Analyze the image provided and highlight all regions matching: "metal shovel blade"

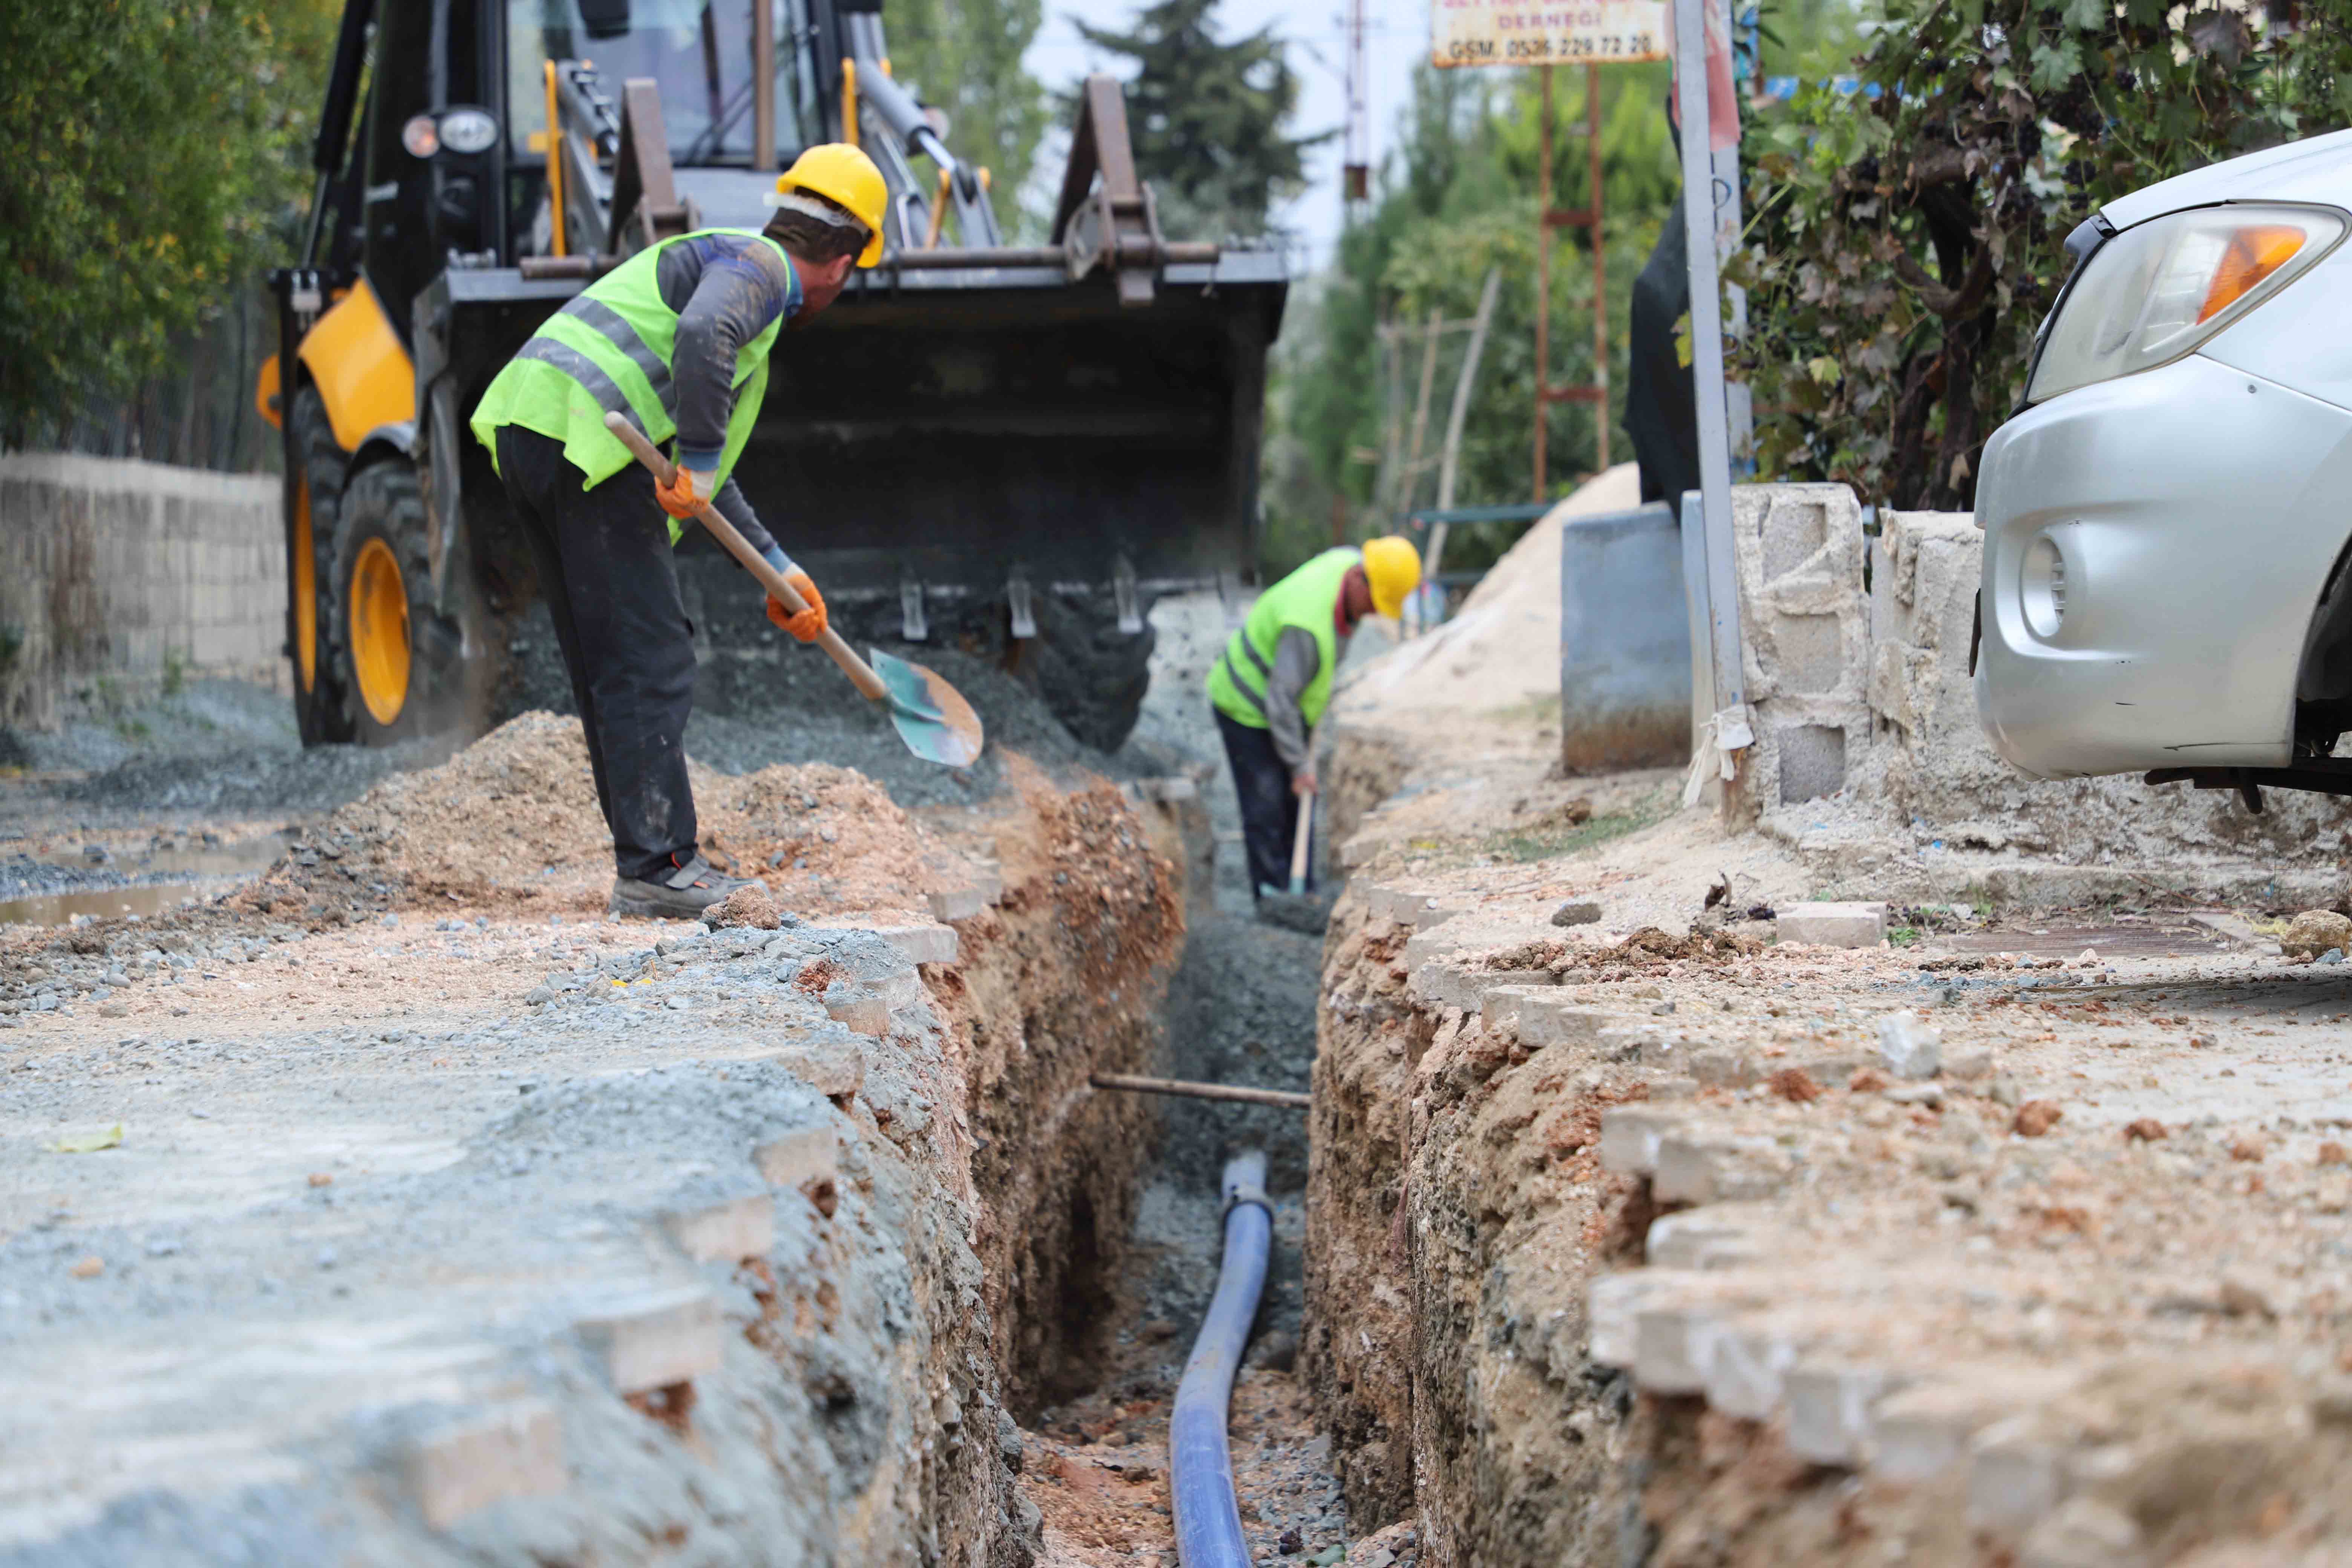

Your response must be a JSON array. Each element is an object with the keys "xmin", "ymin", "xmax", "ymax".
[{"xmin": 870, "ymin": 646, "xmax": 985, "ymax": 768}]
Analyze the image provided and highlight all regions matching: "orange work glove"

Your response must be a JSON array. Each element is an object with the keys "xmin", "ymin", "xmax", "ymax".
[
  {"xmin": 767, "ymin": 569, "xmax": 827, "ymax": 643},
  {"xmin": 655, "ymin": 463, "xmax": 714, "ymax": 521}
]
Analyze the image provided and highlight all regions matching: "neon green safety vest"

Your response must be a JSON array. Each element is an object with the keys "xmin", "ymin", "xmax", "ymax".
[
  {"xmin": 1207, "ymin": 546, "xmax": 1357, "ymax": 731},
  {"xmin": 470, "ymin": 228, "xmax": 793, "ymax": 541}
]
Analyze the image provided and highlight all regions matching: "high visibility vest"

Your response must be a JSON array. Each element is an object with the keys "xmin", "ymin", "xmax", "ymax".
[
  {"xmin": 470, "ymin": 229, "xmax": 793, "ymax": 538},
  {"xmin": 1206, "ymin": 547, "xmax": 1356, "ymax": 731}
]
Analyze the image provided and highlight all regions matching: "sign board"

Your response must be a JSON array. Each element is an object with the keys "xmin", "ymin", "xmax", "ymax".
[{"xmin": 1432, "ymin": 0, "xmax": 1670, "ymax": 68}]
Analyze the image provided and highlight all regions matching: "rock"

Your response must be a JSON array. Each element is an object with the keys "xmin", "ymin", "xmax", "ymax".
[
  {"xmin": 2019, "ymin": 1497, "xmax": 2145, "ymax": 1568},
  {"xmin": 1550, "ymin": 900, "xmax": 1602, "ymax": 927},
  {"xmin": 68, "ymin": 1255, "xmax": 103, "ymax": 1279},
  {"xmin": 2122, "ymin": 1118, "xmax": 2167, "ymax": 1143},
  {"xmin": 1876, "ymin": 1011, "xmax": 1942, "ymax": 1079},
  {"xmin": 1988, "ymin": 1075, "xmax": 2021, "ymax": 1107},
  {"xmin": 2013, "ymin": 1100, "xmax": 2063, "ymax": 1137},
  {"xmin": 1246, "ymin": 1329, "xmax": 1298, "ymax": 1372},
  {"xmin": 2228, "ymin": 1132, "xmax": 2266, "ymax": 1162},
  {"xmin": 525, "ymin": 985, "xmax": 555, "ymax": 1006},
  {"xmin": 1944, "ymin": 1045, "xmax": 1995, "ymax": 1081},
  {"xmin": 2217, "ymin": 1272, "xmax": 2275, "ymax": 1319},
  {"xmin": 2280, "ymin": 908, "xmax": 2352, "ymax": 961},
  {"xmin": 1776, "ymin": 901, "xmax": 1888, "ymax": 948},
  {"xmin": 703, "ymin": 885, "xmax": 782, "ymax": 931},
  {"xmin": 2319, "ymin": 1141, "xmax": 2347, "ymax": 1167}
]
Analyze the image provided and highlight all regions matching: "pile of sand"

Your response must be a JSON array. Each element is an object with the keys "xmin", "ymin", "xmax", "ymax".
[
  {"xmin": 241, "ymin": 712, "xmax": 941, "ymax": 920},
  {"xmin": 1331, "ymin": 463, "xmax": 1642, "ymax": 730}
]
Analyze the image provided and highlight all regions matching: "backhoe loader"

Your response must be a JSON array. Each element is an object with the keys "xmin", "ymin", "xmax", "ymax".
[{"xmin": 259, "ymin": 0, "xmax": 1286, "ymax": 752}]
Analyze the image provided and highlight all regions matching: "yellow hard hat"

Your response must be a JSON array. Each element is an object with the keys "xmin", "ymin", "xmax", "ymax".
[
  {"xmin": 1360, "ymin": 535, "xmax": 1422, "ymax": 620},
  {"xmin": 775, "ymin": 143, "xmax": 887, "ymax": 267}
]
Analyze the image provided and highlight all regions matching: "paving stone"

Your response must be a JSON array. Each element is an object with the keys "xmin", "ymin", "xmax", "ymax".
[
  {"xmin": 1587, "ymin": 1271, "xmax": 1708, "ymax": 1368},
  {"xmin": 867, "ymin": 922, "xmax": 959, "ymax": 966},
  {"xmin": 824, "ymin": 985, "xmax": 892, "ymax": 1038},
  {"xmin": 926, "ymin": 886, "xmax": 990, "ymax": 923},
  {"xmin": 752, "ymin": 1034, "xmax": 866, "ymax": 1100},
  {"xmin": 1968, "ymin": 1415, "xmax": 2073, "ymax": 1535},
  {"xmin": 1776, "ymin": 901, "xmax": 1888, "ymax": 948},
  {"xmin": 1873, "ymin": 1377, "xmax": 2060, "ymax": 1483},
  {"xmin": 753, "ymin": 1126, "xmax": 838, "ymax": 1192},
  {"xmin": 1647, "ymin": 1209, "xmax": 1769, "ymax": 1270},
  {"xmin": 1653, "ymin": 1132, "xmax": 1791, "ymax": 1204},
  {"xmin": 576, "ymin": 1287, "xmax": 725, "ymax": 1395},
  {"xmin": 402, "ymin": 1398, "xmax": 567, "ymax": 1528},
  {"xmin": 663, "ymin": 1192, "xmax": 775, "ymax": 1264},
  {"xmin": 1599, "ymin": 1107, "xmax": 1683, "ymax": 1174},
  {"xmin": 1705, "ymin": 1323, "xmax": 1801, "ymax": 1421},
  {"xmin": 1785, "ymin": 1361, "xmax": 1900, "ymax": 1466},
  {"xmin": 1633, "ymin": 1303, "xmax": 1720, "ymax": 1394}
]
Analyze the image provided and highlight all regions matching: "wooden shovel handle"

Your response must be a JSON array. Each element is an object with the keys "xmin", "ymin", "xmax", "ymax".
[
  {"xmin": 1288, "ymin": 725, "xmax": 1316, "ymax": 891},
  {"xmin": 602, "ymin": 413, "xmax": 887, "ymax": 702}
]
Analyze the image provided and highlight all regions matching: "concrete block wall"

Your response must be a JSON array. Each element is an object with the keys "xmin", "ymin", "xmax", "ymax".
[
  {"xmin": 1557, "ymin": 502, "xmax": 1692, "ymax": 772},
  {"xmin": 1730, "ymin": 483, "xmax": 1873, "ymax": 806},
  {"xmin": 0, "ymin": 452, "xmax": 286, "ymax": 731}
]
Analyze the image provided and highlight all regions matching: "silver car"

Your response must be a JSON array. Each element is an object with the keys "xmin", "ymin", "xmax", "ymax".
[{"xmin": 1975, "ymin": 128, "xmax": 2352, "ymax": 805}]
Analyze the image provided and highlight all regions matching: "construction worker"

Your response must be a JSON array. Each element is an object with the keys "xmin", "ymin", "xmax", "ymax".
[
  {"xmin": 1206, "ymin": 538, "xmax": 1421, "ymax": 904},
  {"xmin": 470, "ymin": 145, "xmax": 887, "ymax": 920}
]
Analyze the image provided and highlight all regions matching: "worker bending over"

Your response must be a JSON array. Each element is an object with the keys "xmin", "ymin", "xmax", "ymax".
[
  {"xmin": 1206, "ymin": 539, "xmax": 1421, "ymax": 905},
  {"xmin": 470, "ymin": 145, "xmax": 885, "ymax": 920}
]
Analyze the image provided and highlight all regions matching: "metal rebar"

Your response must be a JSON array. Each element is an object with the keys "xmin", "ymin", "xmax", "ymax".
[{"xmin": 1088, "ymin": 1073, "xmax": 1310, "ymax": 1110}]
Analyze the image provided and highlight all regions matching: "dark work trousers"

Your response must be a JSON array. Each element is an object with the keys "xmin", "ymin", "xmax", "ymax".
[
  {"xmin": 496, "ymin": 425, "xmax": 699, "ymax": 882},
  {"xmin": 1215, "ymin": 709, "xmax": 1309, "ymax": 897}
]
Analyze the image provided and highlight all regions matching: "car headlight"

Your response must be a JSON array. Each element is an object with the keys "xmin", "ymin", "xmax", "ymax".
[
  {"xmin": 438, "ymin": 107, "xmax": 499, "ymax": 156},
  {"xmin": 2028, "ymin": 203, "xmax": 2346, "ymax": 403}
]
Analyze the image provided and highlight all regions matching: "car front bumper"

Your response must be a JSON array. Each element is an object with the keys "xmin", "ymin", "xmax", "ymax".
[{"xmin": 1974, "ymin": 352, "xmax": 2352, "ymax": 779}]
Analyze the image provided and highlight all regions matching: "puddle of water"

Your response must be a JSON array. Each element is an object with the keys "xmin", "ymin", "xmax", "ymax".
[
  {"xmin": 0, "ymin": 884, "xmax": 214, "ymax": 926},
  {"xmin": 1931, "ymin": 925, "xmax": 2229, "ymax": 959},
  {"xmin": 6, "ymin": 832, "xmax": 289, "ymax": 879}
]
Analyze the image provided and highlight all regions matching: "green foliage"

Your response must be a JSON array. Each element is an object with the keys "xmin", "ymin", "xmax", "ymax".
[
  {"xmin": 1263, "ymin": 63, "xmax": 1677, "ymax": 580},
  {"xmin": 0, "ymin": 0, "xmax": 338, "ymax": 445},
  {"xmin": 1736, "ymin": 0, "xmax": 2352, "ymax": 509},
  {"xmin": 886, "ymin": 0, "xmax": 1052, "ymax": 239},
  {"xmin": 1073, "ymin": 0, "xmax": 1329, "ymax": 236}
]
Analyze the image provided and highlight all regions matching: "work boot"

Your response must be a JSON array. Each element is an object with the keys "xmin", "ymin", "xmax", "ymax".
[{"xmin": 608, "ymin": 852, "xmax": 765, "ymax": 921}]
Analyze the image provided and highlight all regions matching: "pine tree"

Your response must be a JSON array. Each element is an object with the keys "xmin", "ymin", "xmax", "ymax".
[{"xmin": 1072, "ymin": 0, "xmax": 1328, "ymax": 238}]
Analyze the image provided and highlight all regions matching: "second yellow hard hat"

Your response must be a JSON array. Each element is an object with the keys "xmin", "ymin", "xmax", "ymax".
[
  {"xmin": 1360, "ymin": 535, "xmax": 1422, "ymax": 620},
  {"xmin": 776, "ymin": 143, "xmax": 887, "ymax": 267}
]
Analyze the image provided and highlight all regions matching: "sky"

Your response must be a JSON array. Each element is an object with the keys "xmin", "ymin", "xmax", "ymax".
[{"xmin": 1019, "ymin": 0, "xmax": 1432, "ymax": 270}]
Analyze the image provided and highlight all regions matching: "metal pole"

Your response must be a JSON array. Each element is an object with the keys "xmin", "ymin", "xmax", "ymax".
[
  {"xmin": 752, "ymin": 0, "xmax": 776, "ymax": 172},
  {"xmin": 1673, "ymin": 0, "xmax": 1742, "ymax": 715},
  {"xmin": 1091, "ymin": 1073, "xmax": 1312, "ymax": 1111},
  {"xmin": 1588, "ymin": 61, "xmax": 1609, "ymax": 471},
  {"xmin": 1534, "ymin": 63, "xmax": 1553, "ymax": 501},
  {"xmin": 1429, "ymin": 266, "xmax": 1503, "ymax": 598}
]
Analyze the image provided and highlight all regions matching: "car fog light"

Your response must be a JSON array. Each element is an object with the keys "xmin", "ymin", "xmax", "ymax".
[{"xmin": 2022, "ymin": 534, "xmax": 2068, "ymax": 640}]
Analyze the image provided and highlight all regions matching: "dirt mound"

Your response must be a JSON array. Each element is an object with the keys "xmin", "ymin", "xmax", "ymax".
[
  {"xmin": 237, "ymin": 711, "xmax": 940, "ymax": 922},
  {"xmin": 1329, "ymin": 463, "xmax": 1640, "ymax": 730}
]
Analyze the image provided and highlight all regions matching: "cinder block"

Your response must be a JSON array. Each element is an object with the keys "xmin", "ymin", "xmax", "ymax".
[
  {"xmin": 1410, "ymin": 962, "xmax": 1493, "ymax": 1015},
  {"xmin": 403, "ymin": 1399, "xmax": 567, "ymax": 1529},
  {"xmin": 1600, "ymin": 1107, "xmax": 1682, "ymax": 1174},
  {"xmin": 1775, "ymin": 901, "xmax": 1887, "ymax": 948},
  {"xmin": 1686, "ymin": 1046, "xmax": 1759, "ymax": 1087},
  {"xmin": 754, "ymin": 1126, "xmax": 837, "ymax": 1191},
  {"xmin": 576, "ymin": 1288, "xmax": 724, "ymax": 1395},
  {"xmin": 753, "ymin": 1034, "xmax": 865, "ymax": 1099},
  {"xmin": 1873, "ymin": 1382, "xmax": 2024, "ymax": 1482},
  {"xmin": 868, "ymin": 922, "xmax": 959, "ymax": 966},
  {"xmin": 663, "ymin": 1192, "xmax": 775, "ymax": 1263},
  {"xmin": 1512, "ymin": 997, "xmax": 1627, "ymax": 1049},
  {"xmin": 1785, "ymin": 1362, "xmax": 1898, "ymax": 1466}
]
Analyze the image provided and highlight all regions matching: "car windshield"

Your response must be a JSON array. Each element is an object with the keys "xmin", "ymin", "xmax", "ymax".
[{"xmin": 508, "ymin": 0, "xmax": 804, "ymax": 166}]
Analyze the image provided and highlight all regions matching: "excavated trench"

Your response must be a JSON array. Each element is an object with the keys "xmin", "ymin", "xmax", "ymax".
[{"xmin": 0, "ymin": 591, "xmax": 1356, "ymax": 1565}]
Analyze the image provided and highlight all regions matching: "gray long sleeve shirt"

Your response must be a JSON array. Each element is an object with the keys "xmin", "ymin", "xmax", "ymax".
[
  {"xmin": 653, "ymin": 232, "xmax": 801, "ymax": 568},
  {"xmin": 1263, "ymin": 626, "xmax": 1346, "ymax": 772}
]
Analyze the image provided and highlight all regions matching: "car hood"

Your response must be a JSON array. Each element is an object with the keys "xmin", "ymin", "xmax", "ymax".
[{"xmin": 2102, "ymin": 126, "xmax": 2352, "ymax": 231}]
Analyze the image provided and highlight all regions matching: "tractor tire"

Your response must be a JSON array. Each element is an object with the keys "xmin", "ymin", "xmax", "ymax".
[
  {"xmin": 330, "ymin": 459, "xmax": 466, "ymax": 746},
  {"xmin": 287, "ymin": 388, "xmax": 355, "ymax": 746},
  {"xmin": 1026, "ymin": 587, "xmax": 1155, "ymax": 753}
]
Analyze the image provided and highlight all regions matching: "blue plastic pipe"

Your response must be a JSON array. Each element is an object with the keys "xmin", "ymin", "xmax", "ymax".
[{"xmin": 1170, "ymin": 1150, "xmax": 1272, "ymax": 1568}]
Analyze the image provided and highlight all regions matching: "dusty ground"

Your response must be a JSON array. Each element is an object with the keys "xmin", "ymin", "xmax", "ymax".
[
  {"xmin": 1304, "ymin": 739, "xmax": 2352, "ymax": 1565},
  {"xmin": 0, "ymin": 586, "xmax": 1360, "ymax": 1562}
]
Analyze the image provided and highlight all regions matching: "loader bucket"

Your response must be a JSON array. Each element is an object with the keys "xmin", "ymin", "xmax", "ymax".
[{"xmin": 721, "ymin": 260, "xmax": 1287, "ymax": 606}]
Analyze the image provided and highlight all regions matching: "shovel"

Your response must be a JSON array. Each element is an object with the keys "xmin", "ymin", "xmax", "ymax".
[
  {"xmin": 603, "ymin": 412, "xmax": 983, "ymax": 768},
  {"xmin": 1255, "ymin": 730, "xmax": 1334, "ymax": 934}
]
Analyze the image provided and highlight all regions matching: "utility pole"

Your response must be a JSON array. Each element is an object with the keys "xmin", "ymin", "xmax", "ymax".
[{"xmin": 1343, "ymin": 0, "xmax": 1370, "ymax": 208}]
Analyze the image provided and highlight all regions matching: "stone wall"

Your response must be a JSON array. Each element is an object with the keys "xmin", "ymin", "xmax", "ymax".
[
  {"xmin": 0, "ymin": 452, "xmax": 286, "ymax": 731},
  {"xmin": 1727, "ymin": 484, "xmax": 1874, "ymax": 810}
]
